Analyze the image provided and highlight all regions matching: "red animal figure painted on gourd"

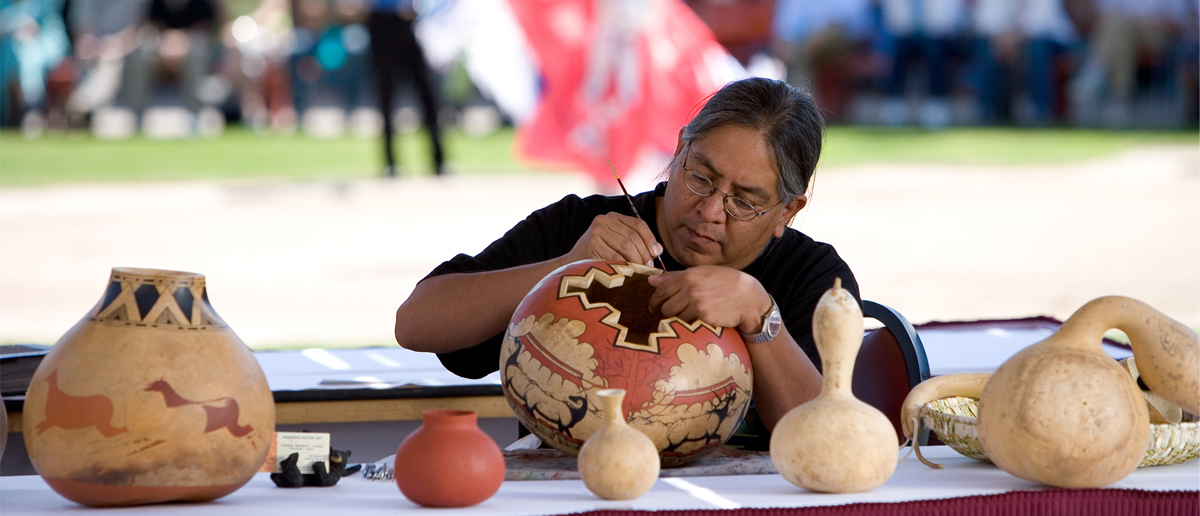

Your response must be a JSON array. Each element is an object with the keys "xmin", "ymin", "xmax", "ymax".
[
  {"xmin": 144, "ymin": 380, "xmax": 254, "ymax": 437},
  {"xmin": 35, "ymin": 370, "xmax": 128, "ymax": 438}
]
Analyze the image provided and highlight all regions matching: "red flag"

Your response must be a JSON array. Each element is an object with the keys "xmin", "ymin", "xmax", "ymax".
[{"xmin": 506, "ymin": 0, "xmax": 742, "ymax": 191}]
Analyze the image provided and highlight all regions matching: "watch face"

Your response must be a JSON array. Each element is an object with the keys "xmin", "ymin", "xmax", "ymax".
[{"xmin": 767, "ymin": 310, "xmax": 782, "ymax": 337}]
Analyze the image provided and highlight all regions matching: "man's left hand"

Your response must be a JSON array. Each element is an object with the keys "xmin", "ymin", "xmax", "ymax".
[{"xmin": 646, "ymin": 265, "xmax": 771, "ymax": 335}]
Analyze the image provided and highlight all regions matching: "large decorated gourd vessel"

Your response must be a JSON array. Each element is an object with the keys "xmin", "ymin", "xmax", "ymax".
[
  {"xmin": 23, "ymin": 267, "xmax": 275, "ymax": 507},
  {"xmin": 501, "ymin": 260, "xmax": 753, "ymax": 466}
]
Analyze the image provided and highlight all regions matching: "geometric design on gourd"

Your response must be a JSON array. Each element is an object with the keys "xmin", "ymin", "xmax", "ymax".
[
  {"xmin": 557, "ymin": 262, "xmax": 727, "ymax": 354},
  {"xmin": 501, "ymin": 261, "xmax": 753, "ymax": 466},
  {"xmin": 89, "ymin": 273, "xmax": 227, "ymax": 330}
]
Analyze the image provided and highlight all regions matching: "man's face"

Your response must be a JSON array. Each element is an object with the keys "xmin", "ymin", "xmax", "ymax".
[{"xmin": 656, "ymin": 124, "xmax": 807, "ymax": 270}]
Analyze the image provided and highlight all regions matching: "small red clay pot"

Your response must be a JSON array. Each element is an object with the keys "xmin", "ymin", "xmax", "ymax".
[{"xmin": 394, "ymin": 410, "xmax": 505, "ymax": 507}]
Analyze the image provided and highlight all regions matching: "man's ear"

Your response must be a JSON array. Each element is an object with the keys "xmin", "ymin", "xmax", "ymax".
[
  {"xmin": 674, "ymin": 127, "xmax": 685, "ymax": 156},
  {"xmin": 774, "ymin": 194, "xmax": 808, "ymax": 237}
]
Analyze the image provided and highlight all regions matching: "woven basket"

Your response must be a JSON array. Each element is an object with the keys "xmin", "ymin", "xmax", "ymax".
[{"xmin": 921, "ymin": 396, "xmax": 1200, "ymax": 468}]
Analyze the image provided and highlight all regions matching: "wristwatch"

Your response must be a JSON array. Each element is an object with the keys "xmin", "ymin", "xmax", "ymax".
[{"xmin": 740, "ymin": 295, "xmax": 782, "ymax": 344}]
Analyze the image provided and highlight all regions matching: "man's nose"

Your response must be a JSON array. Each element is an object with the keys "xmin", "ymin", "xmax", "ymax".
[{"xmin": 697, "ymin": 192, "xmax": 727, "ymax": 221}]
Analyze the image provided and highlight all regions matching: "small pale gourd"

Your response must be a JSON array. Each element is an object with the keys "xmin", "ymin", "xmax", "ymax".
[
  {"xmin": 577, "ymin": 389, "xmax": 660, "ymax": 500},
  {"xmin": 977, "ymin": 295, "xmax": 1198, "ymax": 488},
  {"xmin": 770, "ymin": 278, "xmax": 898, "ymax": 493}
]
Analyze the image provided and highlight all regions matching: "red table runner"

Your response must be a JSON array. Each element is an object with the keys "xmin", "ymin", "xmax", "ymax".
[{"xmin": 564, "ymin": 488, "xmax": 1198, "ymax": 516}]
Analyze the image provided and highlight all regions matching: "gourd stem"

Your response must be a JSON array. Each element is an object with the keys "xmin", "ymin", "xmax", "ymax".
[{"xmin": 911, "ymin": 417, "xmax": 943, "ymax": 469}]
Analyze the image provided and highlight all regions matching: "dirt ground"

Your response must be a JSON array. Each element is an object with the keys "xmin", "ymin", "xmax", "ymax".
[{"xmin": 1, "ymin": 144, "xmax": 1196, "ymax": 348}]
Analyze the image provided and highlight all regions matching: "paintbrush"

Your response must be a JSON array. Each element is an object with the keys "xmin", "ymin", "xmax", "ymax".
[{"xmin": 609, "ymin": 161, "xmax": 667, "ymax": 271}]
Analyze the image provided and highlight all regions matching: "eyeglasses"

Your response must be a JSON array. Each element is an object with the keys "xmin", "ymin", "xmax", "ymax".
[{"xmin": 679, "ymin": 145, "xmax": 782, "ymax": 221}]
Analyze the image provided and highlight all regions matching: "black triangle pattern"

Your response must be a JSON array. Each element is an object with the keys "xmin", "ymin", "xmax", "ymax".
[
  {"xmin": 134, "ymin": 284, "xmax": 160, "ymax": 320},
  {"xmin": 174, "ymin": 287, "xmax": 195, "ymax": 325},
  {"xmin": 100, "ymin": 280, "xmax": 122, "ymax": 313},
  {"xmin": 200, "ymin": 289, "xmax": 224, "ymax": 326}
]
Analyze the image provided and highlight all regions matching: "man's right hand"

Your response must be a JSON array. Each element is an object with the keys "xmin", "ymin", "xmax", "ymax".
[{"xmin": 562, "ymin": 213, "xmax": 663, "ymax": 267}]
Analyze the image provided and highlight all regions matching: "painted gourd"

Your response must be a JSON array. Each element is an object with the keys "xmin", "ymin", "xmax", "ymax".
[
  {"xmin": 500, "ymin": 260, "xmax": 753, "ymax": 467},
  {"xmin": 770, "ymin": 278, "xmax": 898, "ymax": 493},
  {"xmin": 577, "ymin": 389, "xmax": 660, "ymax": 500},
  {"xmin": 22, "ymin": 267, "xmax": 274, "ymax": 507},
  {"xmin": 977, "ymin": 295, "xmax": 1198, "ymax": 488}
]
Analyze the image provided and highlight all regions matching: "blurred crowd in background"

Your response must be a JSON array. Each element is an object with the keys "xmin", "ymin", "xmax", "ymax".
[{"xmin": 2, "ymin": 0, "xmax": 1197, "ymax": 144}]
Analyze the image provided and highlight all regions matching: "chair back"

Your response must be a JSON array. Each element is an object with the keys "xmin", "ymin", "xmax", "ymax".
[{"xmin": 853, "ymin": 300, "xmax": 931, "ymax": 445}]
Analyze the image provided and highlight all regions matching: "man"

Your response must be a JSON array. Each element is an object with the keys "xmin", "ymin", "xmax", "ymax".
[{"xmin": 395, "ymin": 77, "xmax": 858, "ymax": 442}]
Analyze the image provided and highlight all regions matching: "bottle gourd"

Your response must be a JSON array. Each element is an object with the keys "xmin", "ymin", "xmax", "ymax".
[
  {"xmin": 770, "ymin": 278, "xmax": 898, "ymax": 493},
  {"xmin": 577, "ymin": 389, "xmax": 660, "ymax": 500}
]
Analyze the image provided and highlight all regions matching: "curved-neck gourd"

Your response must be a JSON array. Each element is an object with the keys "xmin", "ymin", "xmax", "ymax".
[{"xmin": 903, "ymin": 295, "xmax": 1197, "ymax": 488}]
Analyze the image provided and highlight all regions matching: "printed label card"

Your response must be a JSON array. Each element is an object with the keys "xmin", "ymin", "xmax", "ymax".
[{"xmin": 260, "ymin": 432, "xmax": 332, "ymax": 474}]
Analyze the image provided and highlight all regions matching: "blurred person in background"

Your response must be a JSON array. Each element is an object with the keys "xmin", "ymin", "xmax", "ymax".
[
  {"xmin": 367, "ymin": 0, "xmax": 444, "ymax": 176},
  {"xmin": 65, "ymin": 0, "xmax": 149, "ymax": 126},
  {"xmin": 287, "ymin": 0, "xmax": 370, "ymax": 136},
  {"xmin": 1069, "ymin": 0, "xmax": 1194, "ymax": 127},
  {"xmin": 1175, "ymin": 0, "xmax": 1198, "ymax": 125},
  {"xmin": 770, "ymin": 0, "xmax": 874, "ymax": 122},
  {"xmin": 220, "ymin": 0, "xmax": 294, "ymax": 131},
  {"xmin": 0, "ymin": 0, "xmax": 69, "ymax": 130},
  {"xmin": 124, "ymin": 0, "xmax": 222, "ymax": 130},
  {"xmin": 971, "ymin": 0, "xmax": 1079, "ymax": 126},
  {"xmin": 877, "ymin": 0, "xmax": 967, "ymax": 129}
]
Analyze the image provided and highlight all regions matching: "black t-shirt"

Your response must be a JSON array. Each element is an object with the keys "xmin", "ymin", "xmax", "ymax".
[{"xmin": 425, "ymin": 182, "xmax": 860, "ymax": 379}]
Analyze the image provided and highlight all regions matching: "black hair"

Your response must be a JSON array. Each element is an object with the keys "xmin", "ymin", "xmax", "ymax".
[{"xmin": 678, "ymin": 77, "xmax": 824, "ymax": 204}]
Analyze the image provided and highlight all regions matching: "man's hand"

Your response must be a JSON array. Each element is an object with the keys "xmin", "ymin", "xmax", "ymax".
[
  {"xmin": 646, "ymin": 265, "xmax": 771, "ymax": 334},
  {"xmin": 648, "ymin": 266, "xmax": 822, "ymax": 430},
  {"xmin": 563, "ymin": 213, "xmax": 663, "ymax": 267}
]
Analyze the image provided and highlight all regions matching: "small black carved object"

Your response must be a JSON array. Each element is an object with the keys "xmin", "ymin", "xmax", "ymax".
[{"xmin": 270, "ymin": 449, "xmax": 351, "ymax": 488}]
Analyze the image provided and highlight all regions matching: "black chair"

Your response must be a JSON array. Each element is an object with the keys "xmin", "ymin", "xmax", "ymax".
[{"xmin": 853, "ymin": 300, "xmax": 931, "ymax": 446}]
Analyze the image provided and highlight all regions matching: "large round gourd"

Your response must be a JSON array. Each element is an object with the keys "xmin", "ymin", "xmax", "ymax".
[
  {"xmin": 770, "ymin": 278, "xmax": 897, "ymax": 493},
  {"xmin": 22, "ymin": 268, "xmax": 274, "ymax": 507},
  {"xmin": 978, "ymin": 295, "xmax": 1198, "ymax": 488},
  {"xmin": 500, "ymin": 260, "xmax": 754, "ymax": 467}
]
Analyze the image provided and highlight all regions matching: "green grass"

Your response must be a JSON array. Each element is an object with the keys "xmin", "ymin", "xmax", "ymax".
[
  {"xmin": 0, "ymin": 126, "xmax": 536, "ymax": 187},
  {"xmin": 1, "ymin": 126, "xmax": 1195, "ymax": 187},
  {"xmin": 819, "ymin": 127, "xmax": 1198, "ymax": 168}
]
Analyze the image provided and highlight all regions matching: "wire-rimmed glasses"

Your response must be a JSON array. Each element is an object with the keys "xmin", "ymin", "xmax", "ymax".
[{"xmin": 680, "ymin": 145, "xmax": 782, "ymax": 221}]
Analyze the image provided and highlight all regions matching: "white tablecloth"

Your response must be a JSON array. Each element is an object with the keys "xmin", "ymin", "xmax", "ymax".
[
  {"xmin": 252, "ymin": 318, "xmax": 1131, "ymax": 392},
  {"xmin": 1, "ymin": 448, "xmax": 1196, "ymax": 516}
]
